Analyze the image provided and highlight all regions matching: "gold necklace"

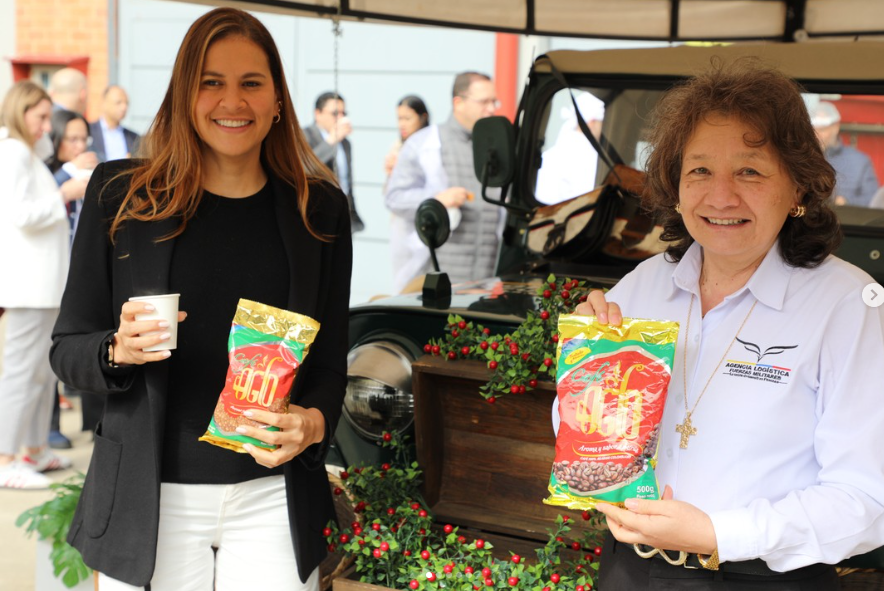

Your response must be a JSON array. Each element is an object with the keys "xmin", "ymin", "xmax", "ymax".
[{"xmin": 675, "ymin": 294, "xmax": 758, "ymax": 449}]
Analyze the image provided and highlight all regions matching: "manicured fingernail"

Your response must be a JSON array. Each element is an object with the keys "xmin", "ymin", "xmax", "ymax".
[
  {"xmin": 159, "ymin": 332, "xmax": 171, "ymax": 340},
  {"xmin": 598, "ymin": 313, "xmax": 608, "ymax": 323},
  {"xmin": 243, "ymin": 410, "xmax": 253, "ymax": 417},
  {"xmin": 144, "ymin": 304, "xmax": 155, "ymax": 311},
  {"xmin": 157, "ymin": 321, "xmax": 170, "ymax": 328},
  {"xmin": 160, "ymin": 350, "xmax": 171, "ymax": 358},
  {"xmin": 243, "ymin": 444, "xmax": 253, "ymax": 452},
  {"xmin": 625, "ymin": 498, "xmax": 639, "ymax": 510},
  {"xmin": 235, "ymin": 426, "xmax": 247, "ymax": 434}
]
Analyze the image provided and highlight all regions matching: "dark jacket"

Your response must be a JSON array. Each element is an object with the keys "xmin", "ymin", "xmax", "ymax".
[
  {"xmin": 303, "ymin": 123, "xmax": 364, "ymax": 232},
  {"xmin": 49, "ymin": 159, "xmax": 352, "ymax": 586},
  {"xmin": 88, "ymin": 120, "xmax": 141, "ymax": 162}
]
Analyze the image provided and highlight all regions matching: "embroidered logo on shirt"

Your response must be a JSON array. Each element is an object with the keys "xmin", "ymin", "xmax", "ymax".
[{"xmin": 721, "ymin": 338, "xmax": 797, "ymax": 385}]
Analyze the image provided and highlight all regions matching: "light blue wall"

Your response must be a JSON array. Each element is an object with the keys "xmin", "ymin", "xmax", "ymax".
[{"xmin": 118, "ymin": 0, "xmax": 495, "ymax": 305}]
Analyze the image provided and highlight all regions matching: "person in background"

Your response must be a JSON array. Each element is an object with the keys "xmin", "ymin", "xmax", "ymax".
[
  {"xmin": 50, "ymin": 8, "xmax": 351, "ymax": 589},
  {"xmin": 303, "ymin": 91, "xmax": 364, "ymax": 232},
  {"xmin": 385, "ymin": 72, "xmax": 502, "ymax": 292},
  {"xmin": 811, "ymin": 100, "xmax": 879, "ymax": 207},
  {"xmin": 89, "ymin": 85, "xmax": 141, "ymax": 163},
  {"xmin": 534, "ymin": 91, "xmax": 605, "ymax": 205},
  {"xmin": 384, "ymin": 95, "xmax": 430, "ymax": 179},
  {"xmin": 0, "ymin": 81, "xmax": 77, "ymax": 489},
  {"xmin": 47, "ymin": 109, "xmax": 98, "ymax": 230},
  {"xmin": 571, "ymin": 61, "xmax": 884, "ymax": 589},
  {"xmin": 48, "ymin": 68, "xmax": 88, "ymax": 116}
]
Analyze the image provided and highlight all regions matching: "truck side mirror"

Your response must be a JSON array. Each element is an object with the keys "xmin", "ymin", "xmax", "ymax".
[
  {"xmin": 472, "ymin": 116, "xmax": 530, "ymax": 215},
  {"xmin": 415, "ymin": 198, "xmax": 452, "ymax": 306}
]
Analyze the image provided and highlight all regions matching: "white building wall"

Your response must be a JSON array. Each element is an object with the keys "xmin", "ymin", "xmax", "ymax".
[{"xmin": 0, "ymin": 0, "xmax": 15, "ymax": 99}]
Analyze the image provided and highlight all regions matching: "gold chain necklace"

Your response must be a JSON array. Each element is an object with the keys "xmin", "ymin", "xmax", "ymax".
[{"xmin": 675, "ymin": 294, "xmax": 758, "ymax": 449}]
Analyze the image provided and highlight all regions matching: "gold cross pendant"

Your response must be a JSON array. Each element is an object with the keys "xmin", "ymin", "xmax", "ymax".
[{"xmin": 675, "ymin": 413, "xmax": 697, "ymax": 449}]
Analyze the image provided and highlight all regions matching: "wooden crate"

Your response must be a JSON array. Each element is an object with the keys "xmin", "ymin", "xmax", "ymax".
[{"xmin": 412, "ymin": 355, "xmax": 595, "ymax": 543}]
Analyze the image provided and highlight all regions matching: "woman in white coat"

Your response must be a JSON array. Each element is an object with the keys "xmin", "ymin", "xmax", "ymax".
[{"xmin": 0, "ymin": 81, "xmax": 84, "ymax": 488}]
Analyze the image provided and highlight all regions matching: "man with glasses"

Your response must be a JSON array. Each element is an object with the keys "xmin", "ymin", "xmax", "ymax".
[
  {"xmin": 304, "ymin": 91, "xmax": 365, "ymax": 233},
  {"xmin": 385, "ymin": 72, "xmax": 503, "ymax": 292},
  {"xmin": 89, "ymin": 85, "xmax": 141, "ymax": 163}
]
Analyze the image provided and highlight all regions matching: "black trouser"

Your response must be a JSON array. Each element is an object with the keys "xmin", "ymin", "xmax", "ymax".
[{"xmin": 598, "ymin": 534, "xmax": 839, "ymax": 590}]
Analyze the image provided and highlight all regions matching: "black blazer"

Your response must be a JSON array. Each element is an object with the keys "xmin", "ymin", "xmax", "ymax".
[
  {"xmin": 303, "ymin": 123, "xmax": 364, "ymax": 232},
  {"xmin": 50, "ymin": 159, "xmax": 352, "ymax": 586},
  {"xmin": 88, "ymin": 121, "xmax": 141, "ymax": 162}
]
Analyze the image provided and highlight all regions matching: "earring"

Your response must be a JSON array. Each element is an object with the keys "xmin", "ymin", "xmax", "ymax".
[
  {"xmin": 273, "ymin": 101, "xmax": 282, "ymax": 124},
  {"xmin": 789, "ymin": 204, "xmax": 806, "ymax": 218},
  {"xmin": 674, "ymin": 203, "xmax": 681, "ymax": 214}
]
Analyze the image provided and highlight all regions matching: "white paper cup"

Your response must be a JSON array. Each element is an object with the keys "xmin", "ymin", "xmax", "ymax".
[{"xmin": 129, "ymin": 293, "xmax": 180, "ymax": 351}]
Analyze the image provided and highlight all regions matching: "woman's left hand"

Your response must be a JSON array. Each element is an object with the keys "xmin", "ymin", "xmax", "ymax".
[
  {"xmin": 594, "ymin": 485, "xmax": 718, "ymax": 554},
  {"xmin": 235, "ymin": 405, "xmax": 326, "ymax": 468}
]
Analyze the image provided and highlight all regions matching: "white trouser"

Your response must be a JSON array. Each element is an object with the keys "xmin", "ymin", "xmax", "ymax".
[
  {"xmin": 0, "ymin": 308, "xmax": 58, "ymax": 454},
  {"xmin": 98, "ymin": 475, "xmax": 319, "ymax": 591}
]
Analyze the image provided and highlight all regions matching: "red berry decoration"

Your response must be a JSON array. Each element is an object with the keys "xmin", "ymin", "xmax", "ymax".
[
  {"xmin": 322, "ymin": 527, "xmax": 333, "ymax": 537},
  {"xmin": 452, "ymin": 329, "xmax": 459, "ymax": 337},
  {"xmin": 383, "ymin": 432, "xmax": 392, "ymax": 442},
  {"xmin": 380, "ymin": 542, "xmax": 390, "ymax": 552},
  {"xmin": 518, "ymin": 385, "xmax": 526, "ymax": 394},
  {"xmin": 540, "ymin": 310, "xmax": 550, "ymax": 320},
  {"xmin": 386, "ymin": 507, "xmax": 395, "ymax": 515},
  {"xmin": 461, "ymin": 346, "xmax": 470, "ymax": 356},
  {"xmin": 404, "ymin": 550, "xmax": 412, "ymax": 556},
  {"xmin": 431, "ymin": 345, "xmax": 440, "ymax": 355},
  {"xmin": 487, "ymin": 396, "xmax": 496, "ymax": 404},
  {"xmin": 354, "ymin": 501, "xmax": 366, "ymax": 512},
  {"xmin": 489, "ymin": 361, "xmax": 498, "ymax": 370},
  {"xmin": 543, "ymin": 588, "xmax": 551, "ymax": 591},
  {"xmin": 372, "ymin": 523, "xmax": 381, "ymax": 531},
  {"xmin": 551, "ymin": 334, "xmax": 559, "ymax": 343},
  {"xmin": 594, "ymin": 546, "xmax": 603, "ymax": 556},
  {"xmin": 582, "ymin": 510, "xmax": 591, "ymax": 520},
  {"xmin": 483, "ymin": 327, "xmax": 491, "ymax": 335},
  {"xmin": 372, "ymin": 548, "xmax": 382, "ymax": 558},
  {"xmin": 382, "ymin": 463, "xmax": 391, "ymax": 471},
  {"xmin": 562, "ymin": 515, "xmax": 569, "ymax": 522},
  {"xmin": 561, "ymin": 290, "xmax": 570, "ymax": 300},
  {"xmin": 339, "ymin": 534, "xmax": 349, "ymax": 543},
  {"xmin": 510, "ymin": 385, "xmax": 520, "ymax": 394},
  {"xmin": 465, "ymin": 566, "xmax": 474, "ymax": 574},
  {"xmin": 333, "ymin": 487, "xmax": 343, "ymax": 495},
  {"xmin": 544, "ymin": 358, "xmax": 553, "ymax": 367},
  {"xmin": 443, "ymin": 564, "xmax": 454, "ymax": 574},
  {"xmin": 339, "ymin": 471, "xmax": 349, "ymax": 480},
  {"xmin": 550, "ymin": 574, "xmax": 561, "ymax": 584},
  {"xmin": 421, "ymin": 550, "xmax": 431, "ymax": 560},
  {"xmin": 528, "ymin": 379, "xmax": 538, "ymax": 388},
  {"xmin": 458, "ymin": 320, "xmax": 467, "ymax": 329},
  {"xmin": 410, "ymin": 581, "xmax": 420, "ymax": 590},
  {"xmin": 512, "ymin": 554, "xmax": 521, "ymax": 564},
  {"xmin": 419, "ymin": 528, "xmax": 427, "ymax": 536},
  {"xmin": 418, "ymin": 509, "xmax": 428, "ymax": 518},
  {"xmin": 426, "ymin": 572, "xmax": 437, "ymax": 582},
  {"xmin": 476, "ymin": 539, "xmax": 485, "ymax": 549},
  {"xmin": 576, "ymin": 586, "xmax": 585, "ymax": 591},
  {"xmin": 424, "ymin": 344, "xmax": 432, "ymax": 353},
  {"xmin": 443, "ymin": 524, "xmax": 454, "ymax": 534},
  {"xmin": 482, "ymin": 568, "xmax": 492, "ymax": 578},
  {"xmin": 447, "ymin": 351, "xmax": 457, "ymax": 360},
  {"xmin": 484, "ymin": 579, "xmax": 494, "ymax": 587},
  {"xmin": 480, "ymin": 341, "xmax": 489, "ymax": 350},
  {"xmin": 327, "ymin": 543, "xmax": 336, "ymax": 552},
  {"xmin": 521, "ymin": 352, "xmax": 530, "ymax": 361},
  {"xmin": 543, "ymin": 289, "xmax": 552, "ymax": 298},
  {"xmin": 508, "ymin": 577, "xmax": 519, "ymax": 586},
  {"xmin": 571, "ymin": 541, "xmax": 581, "ymax": 551}
]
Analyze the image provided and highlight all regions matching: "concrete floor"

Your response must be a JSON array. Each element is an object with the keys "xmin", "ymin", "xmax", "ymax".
[{"xmin": 0, "ymin": 313, "xmax": 95, "ymax": 591}]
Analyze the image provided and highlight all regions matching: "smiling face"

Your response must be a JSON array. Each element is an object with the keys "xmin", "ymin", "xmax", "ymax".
[
  {"xmin": 194, "ymin": 35, "xmax": 277, "ymax": 168},
  {"xmin": 678, "ymin": 113, "xmax": 801, "ymax": 269}
]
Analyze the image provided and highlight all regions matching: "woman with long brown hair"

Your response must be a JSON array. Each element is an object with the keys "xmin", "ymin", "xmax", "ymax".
[{"xmin": 50, "ymin": 8, "xmax": 351, "ymax": 589}]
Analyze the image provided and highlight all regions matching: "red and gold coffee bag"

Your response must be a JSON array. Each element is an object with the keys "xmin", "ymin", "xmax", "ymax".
[
  {"xmin": 545, "ymin": 314, "xmax": 678, "ymax": 509},
  {"xmin": 199, "ymin": 299, "xmax": 319, "ymax": 453}
]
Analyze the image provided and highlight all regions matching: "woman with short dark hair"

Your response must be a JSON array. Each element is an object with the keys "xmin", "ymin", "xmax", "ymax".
[{"xmin": 573, "ymin": 59, "xmax": 884, "ymax": 589}]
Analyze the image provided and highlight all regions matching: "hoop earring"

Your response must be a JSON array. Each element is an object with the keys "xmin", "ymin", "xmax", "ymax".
[
  {"xmin": 789, "ymin": 204, "xmax": 806, "ymax": 218},
  {"xmin": 273, "ymin": 101, "xmax": 282, "ymax": 124},
  {"xmin": 674, "ymin": 203, "xmax": 681, "ymax": 214}
]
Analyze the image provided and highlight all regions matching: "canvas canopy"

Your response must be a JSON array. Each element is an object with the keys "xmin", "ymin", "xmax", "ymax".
[{"xmin": 177, "ymin": 0, "xmax": 884, "ymax": 42}]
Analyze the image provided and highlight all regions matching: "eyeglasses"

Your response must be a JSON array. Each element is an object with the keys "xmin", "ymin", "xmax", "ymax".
[
  {"xmin": 460, "ymin": 95, "xmax": 501, "ymax": 109},
  {"xmin": 325, "ymin": 109, "xmax": 347, "ymax": 117},
  {"xmin": 63, "ymin": 136, "xmax": 92, "ymax": 146}
]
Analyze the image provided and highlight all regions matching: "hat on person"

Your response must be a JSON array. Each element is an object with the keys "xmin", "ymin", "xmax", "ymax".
[{"xmin": 811, "ymin": 101, "xmax": 841, "ymax": 128}]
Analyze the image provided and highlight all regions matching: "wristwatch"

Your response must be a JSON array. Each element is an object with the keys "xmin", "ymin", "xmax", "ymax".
[{"xmin": 105, "ymin": 333, "xmax": 121, "ymax": 368}]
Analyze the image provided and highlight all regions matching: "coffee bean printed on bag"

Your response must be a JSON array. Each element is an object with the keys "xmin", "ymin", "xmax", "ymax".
[{"xmin": 544, "ymin": 315, "xmax": 678, "ymax": 510}]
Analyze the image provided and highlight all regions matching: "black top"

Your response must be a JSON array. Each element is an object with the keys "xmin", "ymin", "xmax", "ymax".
[{"xmin": 162, "ymin": 183, "xmax": 289, "ymax": 484}]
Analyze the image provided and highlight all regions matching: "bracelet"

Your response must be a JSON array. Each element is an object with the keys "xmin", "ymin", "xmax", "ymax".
[
  {"xmin": 697, "ymin": 548, "xmax": 720, "ymax": 571},
  {"xmin": 106, "ymin": 333, "xmax": 120, "ymax": 368}
]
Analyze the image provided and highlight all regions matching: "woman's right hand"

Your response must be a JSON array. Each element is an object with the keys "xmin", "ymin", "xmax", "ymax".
[
  {"xmin": 111, "ymin": 302, "xmax": 188, "ymax": 365},
  {"xmin": 574, "ymin": 289, "xmax": 622, "ymax": 326}
]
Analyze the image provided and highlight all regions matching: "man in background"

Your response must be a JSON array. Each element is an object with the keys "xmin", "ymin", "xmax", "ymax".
[
  {"xmin": 812, "ymin": 101, "xmax": 879, "ymax": 207},
  {"xmin": 48, "ymin": 67, "xmax": 87, "ymax": 115},
  {"xmin": 89, "ymin": 85, "xmax": 140, "ymax": 162},
  {"xmin": 304, "ymin": 92, "xmax": 364, "ymax": 232},
  {"xmin": 385, "ymin": 71, "xmax": 502, "ymax": 291}
]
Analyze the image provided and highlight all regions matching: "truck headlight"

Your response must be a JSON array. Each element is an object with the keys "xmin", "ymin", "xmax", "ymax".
[{"xmin": 344, "ymin": 341, "xmax": 414, "ymax": 440}]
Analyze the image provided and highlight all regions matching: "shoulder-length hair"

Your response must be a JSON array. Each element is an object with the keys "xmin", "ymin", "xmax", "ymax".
[
  {"xmin": 47, "ymin": 109, "xmax": 90, "ymax": 172},
  {"xmin": 110, "ymin": 7, "xmax": 337, "ymax": 242},
  {"xmin": 643, "ymin": 58, "xmax": 841, "ymax": 268},
  {"xmin": 0, "ymin": 81, "xmax": 51, "ymax": 147},
  {"xmin": 398, "ymin": 95, "xmax": 430, "ymax": 129}
]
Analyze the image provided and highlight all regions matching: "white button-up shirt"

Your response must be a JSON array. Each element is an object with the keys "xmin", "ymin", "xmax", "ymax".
[{"xmin": 605, "ymin": 242, "xmax": 884, "ymax": 571}]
